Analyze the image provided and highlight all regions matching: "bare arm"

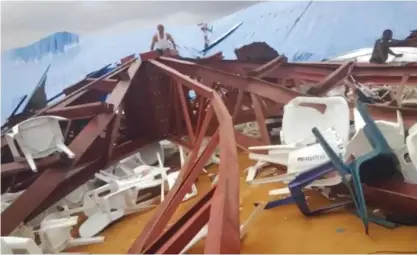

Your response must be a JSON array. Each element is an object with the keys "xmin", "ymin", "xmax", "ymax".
[
  {"xmin": 388, "ymin": 48, "xmax": 396, "ymax": 56},
  {"xmin": 150, "ymin": 35, "xmax": 157, "ymax": 50},
  {"xmin": 167, "ymin": 33, "xmax": 177, "ymax": 50},
  {"xmin": 388, "ymin": 40, "xmax": 402, "ymax": 57}
]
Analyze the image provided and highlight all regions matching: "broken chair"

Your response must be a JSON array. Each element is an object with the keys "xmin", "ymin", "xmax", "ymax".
[
  {"xmin": 262, "ymin": 161, "xmax": 350, "ymax": 213},
  {"xmin": 312, "ymin": 100, "xmax": 401, "ymax": 234}
]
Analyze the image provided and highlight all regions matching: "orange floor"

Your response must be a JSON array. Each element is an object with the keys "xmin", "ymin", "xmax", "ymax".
[{"xmin": 66, "ymin": 153, "xmax": 417, "ymax": 254}]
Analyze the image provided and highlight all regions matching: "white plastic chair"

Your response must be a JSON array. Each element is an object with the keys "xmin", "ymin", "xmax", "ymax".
[
  {"xmin": 169, "ymin": 147, "xmax": 199, "ymax": 200},
  {"xmin": 406, "ymin": 123, "xmax": 417, "ymax": 171},
  {"xmin": 136, "ymin": 142, "xmax": 165, "ymax": 166},
  {"xmin": 9, "ymin": 223, "xmax": 36, "ymax": 241},
  {"xmin": 249, "ymin": 127, "xmax": 345, "ymax": 196},
  {"xmin": 249, "ymin": 96, "xmax": 350, "ymax": 176},
  {"xmin": 78, "ymin": 189, "xmax": 154, "ymax": 238},
  {"xmin": 5, "ymin": 116, "xmax": 75, "ymax": 172},
  {"xmin": 105, "ymin": 142, "xmax": 165, "ymax": 177},
  {"xmin": 347, "ymin": 109, "xmax": 405, "ymax": 158},
  {"xmin": 281, "ymin": 96, "xmax": 350, "ymax": 145},
  {"xmin": 178, "ymin": 145, "xmax": 218, "ymax": 179},
  {"xmin": 395, "ymin": 145, "xmax": 417, "ymax": 184},
  {"xmin": 38, "ymin": 213, "xmax": 104, "ymax": 253},
  {"xmin": 249, "ymin": 127, "xmax": 346, "ymax": 184},
  {"xmin": 166, "ymin": 171, "xmax": 198, "ymax": 201},
  {"xmin": 1, "ymin": 236, "xmax": 43, "ymax": 254},
  {"xmin": 63, "ymin": 183, "xmax": 93, "ymax": 208},
  {"xmin": 77, "ymin": 167, "xmax": 162, "ymax": 238}
]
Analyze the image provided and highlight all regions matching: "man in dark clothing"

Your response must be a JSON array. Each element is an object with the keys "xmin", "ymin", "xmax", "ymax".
[{"xmin": 369, "ymin": 29, "xmax": 403, "ymax": 64}]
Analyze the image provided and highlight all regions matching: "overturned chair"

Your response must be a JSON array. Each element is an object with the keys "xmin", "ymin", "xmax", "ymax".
[{"xmin": 5, "ymin": 116, "xmax": 75, "ymax": 172}]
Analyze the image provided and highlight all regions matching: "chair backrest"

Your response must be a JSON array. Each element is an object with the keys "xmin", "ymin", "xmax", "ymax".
[
  {"xmin": 395, "ymin": 145, "xmax": 417, "ymax": 184},
  {"xmin": 282, "ymin": 96, "xmax": 350, "ymax": 145},
  {"xmin": 136, "ymin": 142, "xmax": 164, "ymax": 165},
  {"xmin": 1, "ymin": 236, "xmax": 43, "ymax": 254},
  {"xmin": 409, "ymin": 123, "xmax": 417, "ymax": 136},
  {"xmin": 39, "ymin": 214, "xmax": 74, "ymax": 253},
  {"xmin": 407, "ymin": 125, "xmax": 417, "ymax": 169},
  {"xmin": 288, "ymin": 127, "xmax": 346, "ymax": 174},
  {"xmin": 15, "ymin": 116, "xmax": 67, "ymax": 158},
  {"xmin": 356, "ymin": 101, "xmax": 396, "ymax": 154}
]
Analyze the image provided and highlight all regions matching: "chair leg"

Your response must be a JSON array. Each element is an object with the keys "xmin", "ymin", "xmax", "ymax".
[
  {"xmin": 21, "ymin": 150, "xmax": 37, "ymax": 172},
  {"xmin": 56, "ymin": 143, "xmax": 75, "ymax": 158},
  {"xmin": 67, "ymin": 236, "xmax": 105, "ymax": 248},
  {"xmin": 264, "ymin": 196, "xmax": 295, "ymax": 210},
  {"xmin": 5, "ymin": 134, "xmax": 21, "ymax": 161}
]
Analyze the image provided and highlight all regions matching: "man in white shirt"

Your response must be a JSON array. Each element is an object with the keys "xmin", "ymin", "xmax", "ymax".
[{"xmin": 150, "ymin": 24, "xmax": 177, "ymax": 55}]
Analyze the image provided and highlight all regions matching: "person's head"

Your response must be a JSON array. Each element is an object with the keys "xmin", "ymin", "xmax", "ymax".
[
  {"xmin": 157, "ymin": 24, "xmax": 164, "ymax": 34},
  {"xmin": 382, "ymin": 29, "xmax": 393, "ymax": 40}
]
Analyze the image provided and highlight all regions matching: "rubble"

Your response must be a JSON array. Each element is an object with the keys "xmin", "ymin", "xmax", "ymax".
[{"xmin": 1, "ymin": 44, "xmax": 417, "ymax": 254}]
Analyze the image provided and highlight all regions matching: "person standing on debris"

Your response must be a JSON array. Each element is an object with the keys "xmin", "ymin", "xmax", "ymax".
[
  {"xmin": 150, "ymin": 24, "xmax": 178, "ymax": 55},
  {"xmin": 369, "ymin": 29, "xmax": 403, "ymax": 64}
]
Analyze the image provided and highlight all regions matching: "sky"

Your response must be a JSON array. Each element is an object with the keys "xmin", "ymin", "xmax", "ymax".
[{"xmin": 0, "ymin": 1, "xmax": 257, "ymax": 51}]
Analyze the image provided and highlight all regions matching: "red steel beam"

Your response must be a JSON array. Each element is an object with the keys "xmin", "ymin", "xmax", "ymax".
[
  {"xmin": 143, "ymin": 186, "xmax": 215, "ymax": 254},
  {"xmin": 162, "ymin": 57, "xmax": 417, "ymax": 127},
  {"xmin": 186, "ymin": 59, "xmax": 417, "ymax": 85},
  {"xmin": 307, "ymin": 61, "xmax": 354, "ymax": 96},
  {"xmin": 1, "ymin": 156, "xmax": 59, "ymax": 178},
  {"xmin": 38, "ymin": 102, "xmax": 114, "ymax": 119},
  {"xmin": 176, "ymin": 82, "xmax": 196, "ymax": 142},
  {"xmin": 64, "ymin": 78, "xmax": 118, "ymax": 95},
  {"xmin": 129, "ymin": 131, "xmax": 219, "ymax": 253},
  {"xmin": 248, "ymin": 55, "xmax": 287, "ymax": 78},
  {"xmin": 250, "ymin": 93, "xmax": 271, "ymax": 144},
  {"xmin": 130, "ymin": 59, "xmax": 240, "ymax": 253},
  {"xmin": 159, "ymin": 57, "xmax": 305, "ymax": 105}
]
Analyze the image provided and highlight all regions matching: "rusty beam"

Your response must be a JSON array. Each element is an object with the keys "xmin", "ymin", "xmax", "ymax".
[
  {"xmin": 149, "ymin": 60, "xmax": 213, "ymax": 98},
  {"xmin": 248, "ymin": 55, "xmax": 287, "ymax": 78},
  {"xmin": 1, "ymin": 155, "xmax": 60, "ymax": 178},
  {"xmin": 64, "ymin": 78, "xmax": 118, "ymax": 95},
  {"xmin": 250, "ymin": 93, "xmax": 271, "ymax": 144},
  {"xmin": 307, "ymin": 61, "xmax": 354, "ymax": 96},
  {"xmin": 131, "ymin": 58, "xmax": 240, "ymax": 253},
  {"xmin": 37, "ymin": 102, "xmax": 114, "ymax": 119},
  {"xmin": 365, "ymin": 104, "xmax": 417, "ymax": 129},
  {"xmin": 104, "ymin": 110, "xmax": 123, "ymax": 164},
  {"xmin": 206, "ymin": 93, "xmax": 240, "ymax": 254},
  {"xmin": 129, "ymin": 131, "xmax": 219, "ymax": 253},
  {"xmin": 176, "ymin": 82, "xmax": 196, "ymax": 142},
  {"xmin": 121, "ymin": 54, "xmax": 136, "ymax": 64},
  {"xmin": 144, "ymin": 187, "xmax": 215, "ymax": 254},
  {"xmin": 159, "ymin": 57, "xmax": 305, "ymax": 105}
]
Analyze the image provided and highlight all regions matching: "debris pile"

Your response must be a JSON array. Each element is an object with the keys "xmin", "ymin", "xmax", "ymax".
[{"xmin": 1, "ymin": 43, "xmax": 417, "ymax": 254}]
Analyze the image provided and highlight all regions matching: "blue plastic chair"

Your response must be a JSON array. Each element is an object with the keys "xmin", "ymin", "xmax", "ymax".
[
  {"xmin": 311, "ymin": 100, "xmax": 400, "ymax": 234},
  {"xmin": 264, "ymin": 161, "xmax": 352, "ymax": 213}
]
